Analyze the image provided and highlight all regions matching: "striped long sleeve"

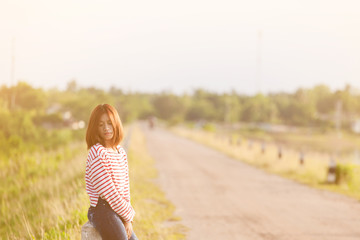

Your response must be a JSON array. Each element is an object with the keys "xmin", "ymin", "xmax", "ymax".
[{"xmin": 85, "ymin": 143, "xmax": 135, "ymax": 222}]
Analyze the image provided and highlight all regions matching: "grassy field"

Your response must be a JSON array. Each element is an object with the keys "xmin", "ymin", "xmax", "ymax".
[
  {"xmin": 0, "ymin": 141, "xmax": 88, "ymax": 239},
  {"xmin": 0, "ymin": 124, "xmax": 185, "ymax": 239},
  {"xmin": 172, "ymin": 125, "xmax": 360, "ymax": 201}
]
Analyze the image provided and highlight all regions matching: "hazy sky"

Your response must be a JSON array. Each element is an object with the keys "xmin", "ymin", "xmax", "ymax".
[{"xmin": 1, "ymin": 0, "xmax": 359, "ymax": 94}]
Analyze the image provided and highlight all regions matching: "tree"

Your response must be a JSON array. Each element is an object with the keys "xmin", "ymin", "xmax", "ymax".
[
  {"xmin": 240, "ymin": 94, "xmax": 277, "ymax": 123},
  {"xmin": 0, "ymin": 82, "xmax": 47, "ymax": 111},
  {"xmin": 153, "ymin": 94, "xmax": 186, "ymax": 121},
  {"xmin": 312, "ymin": 84, "xmax": 334, "ymax": 114},
  {"xmin": 66, "ymin": 79, "xmax": 78, "ymax": 92}
]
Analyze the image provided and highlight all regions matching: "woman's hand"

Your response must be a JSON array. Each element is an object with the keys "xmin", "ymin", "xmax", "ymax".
[{"xmin": 123, "ymin": 221, "xmax": 133, "ymax": 239}]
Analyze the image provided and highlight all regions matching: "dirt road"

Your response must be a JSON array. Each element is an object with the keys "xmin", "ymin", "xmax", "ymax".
[{"xmin": 142, "ymin": 126, "xmax": 360, "ymax": 240}]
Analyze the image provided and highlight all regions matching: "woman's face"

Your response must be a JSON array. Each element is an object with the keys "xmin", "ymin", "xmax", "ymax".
[{"xmin": 98, "ymin": 113, "xmax": 114, "ymax": 146}]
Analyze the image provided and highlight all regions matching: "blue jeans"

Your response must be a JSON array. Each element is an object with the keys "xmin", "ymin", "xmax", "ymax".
[{"xmin": 88, "ymin": 198, "xmax": 139, "ymax": 240}]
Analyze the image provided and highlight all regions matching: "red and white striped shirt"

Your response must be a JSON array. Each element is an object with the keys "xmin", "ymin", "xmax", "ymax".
[{"xmin": 85, "ymin": 143, "xmax": 135, "ymax": 222}]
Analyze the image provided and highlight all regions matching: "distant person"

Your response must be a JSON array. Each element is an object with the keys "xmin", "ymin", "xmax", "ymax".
[
  {"xmin": 261, "ymin": 141, "xmax": 266, "ymax": 154},
  {"xmin": 278, "ymin": 146, "xmax": 282, "ymax": 159},
  {"xmin": 85, "ymin": 104, "xmax": 138, "ymax": 240},
  {"xmin": 299, "ymin": 150, "xmax": 305, "ymax": 165},
  {"xmin": 148, "ymin": 116, "xmax": 155, "ymax": 129}
]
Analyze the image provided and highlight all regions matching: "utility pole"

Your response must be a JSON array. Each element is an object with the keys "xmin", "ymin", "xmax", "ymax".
[
  {"xmin": 335, "ymin": 99, "xmax": 342, "ymax": 150},
  {"xmin": 10, "ymin": 37, "xmax": 16, "ymax": 109},
  {"xmin": 224, "ymin": 94, "xmax": 230, "ymax": 123},
  {"xmin": 256, "ymin": 30, "xmax": 263, "ymax": 94},
  {"xmin": 335, "ymin": 100, "xmax": 342, "ymax": 138}
]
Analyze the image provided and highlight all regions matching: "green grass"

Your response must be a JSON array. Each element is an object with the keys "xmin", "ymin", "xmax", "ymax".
[
  {"xmin": 0, "ymin": 141, "xmax": 88, "ymax": 239},
  {"xmin": 1, "ymin": 125, "xmax": 186, "ymax": 239}
]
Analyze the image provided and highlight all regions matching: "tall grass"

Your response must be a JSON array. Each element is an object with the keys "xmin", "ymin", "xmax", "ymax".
[
  {"xmin": 1, "ymin": 124, "xmax": 186, "ymax": 239},
  {"xmin": 0, "ymin": 141, "xmax": 88, "ymax": 239}
]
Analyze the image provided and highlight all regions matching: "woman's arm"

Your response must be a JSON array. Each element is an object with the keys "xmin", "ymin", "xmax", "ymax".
[{"xmin": 89, "ymin": 147, "xmax": 135, "ymax": 222}]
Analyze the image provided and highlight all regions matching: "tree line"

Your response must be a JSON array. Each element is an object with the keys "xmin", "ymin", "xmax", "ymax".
[{"xmin": 0, "ymin": 81, "xmax": 360, "ymax": 153}]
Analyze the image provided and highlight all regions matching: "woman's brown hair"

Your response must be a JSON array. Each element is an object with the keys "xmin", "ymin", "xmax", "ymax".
[{"xmin": 86, "ymin": 104, "xmax": 124, "ymax": 149}]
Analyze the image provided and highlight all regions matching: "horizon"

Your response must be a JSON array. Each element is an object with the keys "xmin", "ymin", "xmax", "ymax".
[{"xmin": 3, "ymin": 79, "xmax": 360, "ymax": 97}]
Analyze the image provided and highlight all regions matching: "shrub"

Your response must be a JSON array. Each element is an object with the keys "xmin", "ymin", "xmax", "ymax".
[
  {"xmin": 335, "ymin": 163, "xmax": 354, "ymax": 185},
  {"xmin": 202, "ymin": 123, "xmax": 216, "ymax": 132}
]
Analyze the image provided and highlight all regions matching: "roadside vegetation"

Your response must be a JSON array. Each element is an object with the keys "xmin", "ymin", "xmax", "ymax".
[
  {"xmin": 0, "ymin": 139, "xmax": 88, "ymax": 239},
  {"xmin": 1, "ymin": 124, "xmax": 186, "ymax": 239},
  {"xmin": 172, "ymin": 124, "xmax": 360, "ymax": 200}
]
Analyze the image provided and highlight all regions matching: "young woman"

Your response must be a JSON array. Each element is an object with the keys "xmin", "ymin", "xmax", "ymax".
[{"xmin": 85, "ymin": 104, "xmax": 138, "ymax": 240}]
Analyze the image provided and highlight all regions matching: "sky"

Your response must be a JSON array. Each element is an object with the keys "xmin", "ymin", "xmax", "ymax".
[{"xmin": 0, "ymin": 0, "xmax": 360, "ymax": 95}]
